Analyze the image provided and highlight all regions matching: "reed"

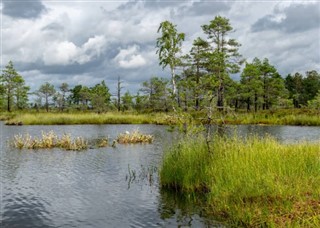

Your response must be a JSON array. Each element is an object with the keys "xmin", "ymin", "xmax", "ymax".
[
  {"xmin": 12, "ymin": 131, "xmax": 88, "ymax": 151},
  {"xmin": 117, "ymin": 129, "xmax": 154, "ymax": 144},
  {"xmin": 160, "ymin": 134, "xmax": 320, "ymax": 227}
]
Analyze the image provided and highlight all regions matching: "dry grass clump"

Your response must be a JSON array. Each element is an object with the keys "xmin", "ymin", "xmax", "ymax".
[
  {"xmin": 12, "ymin": 131, "xmax": 88, "ymax": 151},
  {"xmin": 58, "ymin": 134, "xmax": 88, "ymax": 150},
  {"xmin": 96, "ymin": 138, "xmax": 109, "ymax": 147},
  {"xmin": 117, "ymin": 129, "xmax": 153, "ymax": 144}
]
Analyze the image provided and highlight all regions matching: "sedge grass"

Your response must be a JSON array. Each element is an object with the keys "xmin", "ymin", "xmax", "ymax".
[
  {"xmin": 219, "ymin": 110, "xmax": 320, "ymax": 126},
  {"xmin": 4, "ymin": 109, "xmax": 320, "ymax": 126},
  {"xmin": 160, "ymin": 134, "xmax": 320, "ymax": 227},
  {"xmin": 12, "ymin": 131, "xmax": 88, "ymax": 150},
  {"xmin": 5, "ymin": 112, "xmax": 175, "ymax": 125},
  {"xmin": 117, "ymin": 129, "xmax": 154, "ymax": 144}
]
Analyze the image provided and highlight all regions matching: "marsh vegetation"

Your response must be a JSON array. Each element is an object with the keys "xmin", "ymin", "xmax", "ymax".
[
  {"xmin": 117, "ymin": 129, "xmax": 154, "ymax": 144},
  {"xmin": 11, "ymin": 129, "xmax": 154, "ymax": 150},
  {"xmin": 160, "ymin": 134, "xmax": 320, "ymax": 227},
  {"xmin": 11, "ymin": 131, "xmax": 88, "ymax": 150}
]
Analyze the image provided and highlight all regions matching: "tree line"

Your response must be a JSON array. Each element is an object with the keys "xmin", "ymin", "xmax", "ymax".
[
  {"xmin": 155, "ymin": 16, "xmax": 320, "ymax": 112},
  {"xmin": 1, "ymin": 16, "xmax": 319, "ymax": 113}
]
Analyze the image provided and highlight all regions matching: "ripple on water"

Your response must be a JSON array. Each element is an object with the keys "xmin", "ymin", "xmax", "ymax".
[
  {"xmin": 2, "ymin": 124, "xmax": 318, "ymax": 227},
  {"xmin": 2, "ymin": 193, "xmax": 54, "ymax": 228}
]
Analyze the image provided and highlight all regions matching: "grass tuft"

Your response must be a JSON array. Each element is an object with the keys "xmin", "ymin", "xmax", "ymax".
[
  {"xmin": 11, "ymin": 131, "xmax": 88, "ymax": 151},
  {"xmin": 160, "ymin": 134, "xmax": 320, "ymax": 227},
  {"xmin": 117, "ymin": 129, "xmax": 154, "ymax": 144}
]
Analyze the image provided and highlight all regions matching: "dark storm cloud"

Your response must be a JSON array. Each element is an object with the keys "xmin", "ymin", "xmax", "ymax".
[
  {"xmin": 2, "ymin": 0, "xmax": 46, "ymax": 19},
  {"xmin": 252, "ymin": 3, "xmax": 320, "ymax": 33}
]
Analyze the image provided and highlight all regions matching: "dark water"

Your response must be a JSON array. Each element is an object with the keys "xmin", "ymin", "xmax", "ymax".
[{"xmin": 1, "ymin": 123, "xmax": 319, "ymax": 227}]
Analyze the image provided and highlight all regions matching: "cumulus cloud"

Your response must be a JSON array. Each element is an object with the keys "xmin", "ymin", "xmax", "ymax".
[
  {"xmin": 43, "ymin": 41, "xmax": 78, "ymax": 65},
  {"xmin": 1, "ymin": 1, "xmax": 319, "ymax": 95},
  {"xmin": 113, "ymin": 45, "xmax": 147, "ymax": 69},
  {"xmin": 42, "ymin": 36, "xmax": 107, "ymax": 65},
  {"xmin": 251, "ymin": 3, "xmax": 320, "ymax": 33}
]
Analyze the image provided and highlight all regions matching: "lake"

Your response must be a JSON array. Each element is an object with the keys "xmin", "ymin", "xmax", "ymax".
[{"xmin": 1, "ymin": 123, "xmax": 319, "ymax": 227}]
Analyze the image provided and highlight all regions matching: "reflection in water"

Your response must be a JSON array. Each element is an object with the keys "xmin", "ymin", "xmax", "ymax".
[
  {"xmin": 158, "ymin": 189, "xmax": 225, "ymax": 228},
  {"xmin": 126, "ymin": 165, "xmax": 158, "ymax": 190},
  {"xmin": 1, "ymin": 122, "xmax": 320, "ymax": 227}
]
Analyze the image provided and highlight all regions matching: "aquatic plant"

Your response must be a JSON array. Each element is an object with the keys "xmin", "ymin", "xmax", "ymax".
[
  {"xmin": 160, "ymin": 134, "xmax": 320, "ymax": 227},
  {"xmin": 96, "ymin": 138, "xmax": 109, "ymax": 148},
  {"xmin": 57, "ymin": 133, "xmax": 88, "ymax": 151},
  {"xmin": 11, "ymin": 131, "xmax": 88, "ymax": 151},
  {"xmin": 117, "ymin": 129, "xmax": 154, "ymax": 144}
]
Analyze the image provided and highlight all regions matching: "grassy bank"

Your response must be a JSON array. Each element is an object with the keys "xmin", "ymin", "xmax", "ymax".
[
  {"xmin": 2, "ymin": 109, "xmax": 320, "ymax": 126},
  {"xmin": 160, "ymin": 134, "xmax": 320, "ymax": 227},
  {"xmin": 4, "ymin": 112, "xmax": 172, "ymax": 125},
  {"xmin": 220, "ymin": 110, "xmax": 320, "ymax": 126}
]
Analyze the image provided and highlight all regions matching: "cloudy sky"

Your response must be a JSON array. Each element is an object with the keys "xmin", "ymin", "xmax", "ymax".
[{"xmin": 1, "ymin": 0, "xmax": 319, "ymax": 96}]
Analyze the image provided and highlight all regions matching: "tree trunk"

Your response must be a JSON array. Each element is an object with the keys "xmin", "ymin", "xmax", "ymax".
[
  {"xmin": 7, "ymin": 90, "xmax": 11, "ymax": 112},
  {"xmin": 247, "ymin": 98, "xmax": 251, "ymax": 111},
  {"xmin": 254, "ymin": 93, "xmax": 258, "ymax": 112},
  {"xmin": 45, "ymin": 95, "xmax": 49, "ymax": 112},
  {"xmin": 171, "ymin": 67, "xmax": 177, "ymax": 97},
  {"xmin": 195, "ymin": 60, "xmax": 200, "ymax": 110},
  {"xmin": 217, "ymin": 73, "xmax": 224, "ymax": 112}
]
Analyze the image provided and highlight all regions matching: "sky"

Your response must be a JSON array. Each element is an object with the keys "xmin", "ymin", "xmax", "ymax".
[{"xmin": 1, "ymin": 0, "xmax": 319, "ymax": 96}]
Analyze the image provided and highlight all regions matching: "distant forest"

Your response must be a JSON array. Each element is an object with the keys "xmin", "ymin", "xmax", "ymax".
[{"xmin": 1, "ymin": 16, "xmax": 319, "ymax": 113}]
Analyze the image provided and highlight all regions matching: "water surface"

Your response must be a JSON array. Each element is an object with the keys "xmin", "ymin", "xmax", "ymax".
[{"xmin": 1, "ymin": 123, "xmax": 319, "ymax": 227}]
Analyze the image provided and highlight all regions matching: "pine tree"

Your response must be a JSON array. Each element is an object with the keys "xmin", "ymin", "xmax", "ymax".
[{"xmin": 202, "ymin": 16, "xmax": 243, "ymax": 111}]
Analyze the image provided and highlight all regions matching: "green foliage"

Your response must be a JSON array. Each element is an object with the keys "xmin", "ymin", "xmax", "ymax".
[
  {"xmin": 201, "ymin": 16, "xmax": 243, "ymax": 111},
  {"xmin": 56, "ymin": 82, "xmax": 69, "ymax": 111},
  {"xmin": 156, "ymin": 20, "xmax": 185, "ymax": 97},
  {"xmin": 285, "ymin": 72, "xmax": 304, "ymax": 108},
  {"xmin": 240, "ymin": 58, "xmax": 287, "ymax": 111},
  {"xmin": 121, "ymin": 91, "xmax": 134, "ymax": 111},
  {"xmin": 38, "ymin": 82, "xmax": 56, "ymax": 112},
  {"xmin": 241, "ymin": 59, "xmax": 263, "ymax": 111},
  {"xmin": 308, "ymin": 90, "xmax": 320, "ymax": 110},
  {"xmin": 0, "ymin": 61, "xmax": 29, "ymax": 111},
  {"xmin": 285, "ymin": 71, "xmax": 320, "ymax": 108},
  {"xmin": 181, "ymin": 37, "xmax": 210, "ymax": 110},
  {"xmin": 140, "ymin": 76, "xmax": 170, "ymax": 112},
  {"xmin": 69, "ymin": 85, "xmax": 83, "ymax": 105},
  {"xmin": 91, "ymin": 80, "xmax": 111, "ymax": 112},
  {"xmin": 161, "ymin": 134, "xmax": 320, "ymax": 226},
  {"xmin": 303, "ymin": 70, "xmax": 320, "ymax": 102}
]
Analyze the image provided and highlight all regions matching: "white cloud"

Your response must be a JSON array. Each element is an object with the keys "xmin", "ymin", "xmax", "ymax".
[
  {"xmin": 42, "ymin": 35, "xmax": 107, "ymax": 65},
  {"xmin": 78, "ymin": 35, "xmax": 107, "ymax": 64},
  {"xmin": 1, "ymin": 1, "xmax": 319, "ymax": 95},
  {"xmin": 43, "ymin": 41, "xmax": 78, "ymax": 65},
  {"xmin": 113, "ymin": 45, "xmax": 147, "ymax": 69}
]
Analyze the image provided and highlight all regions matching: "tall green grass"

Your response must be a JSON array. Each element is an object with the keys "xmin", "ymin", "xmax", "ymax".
[
  {"xmin": 3, "ymin": 109, "xmax": 320, "ymax": 126},
  {"xmin": 160, "ymin": 134, "xmax": 320, "ymax": 227},
  {"xmin": 5, "ymin": 112, "xmax": 173, "ymax": 125},
  {"xmin": 222, "ymin": 113, "xmax": 320, "ymax": 126}
]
